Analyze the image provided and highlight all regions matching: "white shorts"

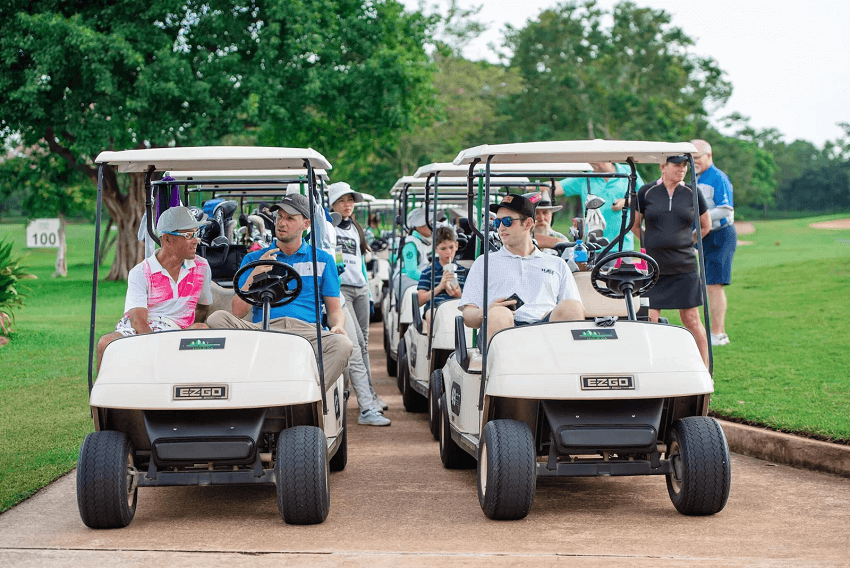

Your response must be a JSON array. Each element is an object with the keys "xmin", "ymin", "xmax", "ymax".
[{"xmin": 114, "ymin": 315, "xmax": 180, "ymax": 337}]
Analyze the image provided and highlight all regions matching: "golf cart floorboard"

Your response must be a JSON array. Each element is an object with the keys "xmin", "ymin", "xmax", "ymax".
[
  {"xmin": 137, "ymin": 468, "xmax": 275, "ymax": 487},
  {"xmin": 536, "ymin": 458, "xmax": 672, "ymax": 477}
]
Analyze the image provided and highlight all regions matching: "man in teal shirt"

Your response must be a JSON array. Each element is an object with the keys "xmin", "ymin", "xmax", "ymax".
[{"xmin": 557, "ymin": 162, "xmax": 643, "ymax": 250}]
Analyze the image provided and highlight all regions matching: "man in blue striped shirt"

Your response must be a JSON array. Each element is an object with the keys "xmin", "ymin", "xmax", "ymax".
[{"xmin": 207, "ymin": 193, "xmax": 353, "ymax": 383}]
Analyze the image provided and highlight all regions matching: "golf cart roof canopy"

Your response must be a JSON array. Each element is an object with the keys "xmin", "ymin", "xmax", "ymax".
[
  {"xmin": 413, "ymin": 162, "xmax": 591, "ymax": 179},
  {"xmin": 164, "ymin": 169, "xmax": 330, "ymax": 182},
  {"xmin": 391, "ymin": 177, "xmax": 531, "ymax": 196},
  {"xmin": 452, "ymin": 140, "xmax": 698, "ymax": 166},
  {"xmin": 95, "ymin": 146, "xmax": 333, "ymax": 173}
]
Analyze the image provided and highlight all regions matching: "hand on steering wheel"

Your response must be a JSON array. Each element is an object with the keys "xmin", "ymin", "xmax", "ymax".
[
  {"xmin": 233, "ymin": 259, "xmax": 303, "ymax": 308},
  {"xmin": 590, "ymin": 251, "xmax": 659, "ymax": 299}
]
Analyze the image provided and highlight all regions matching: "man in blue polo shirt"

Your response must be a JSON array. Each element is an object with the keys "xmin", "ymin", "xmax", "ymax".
[
  {"xmin": 207, "ymin": 193, "xmax": 353, "ymax": 383},
  {"xmin": 692, "ymin": 139, "xmax": 736, "ymax": 346}
]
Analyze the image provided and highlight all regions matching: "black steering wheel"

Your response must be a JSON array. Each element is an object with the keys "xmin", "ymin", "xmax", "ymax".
[
  {"xmin": 233, "ymin": 259, "xmax": 303, "ymax": 308},
  {"xmin": 590, "ymin": 251, "xmax": 660, "ymax": 299}
]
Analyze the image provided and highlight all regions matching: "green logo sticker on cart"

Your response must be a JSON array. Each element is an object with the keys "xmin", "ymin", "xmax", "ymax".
[
  {"xmin": 179, "ymin": 338, "xmax": 226, "ymax": 350},
  {"xmin": 572, "ymin": 329, "xmax": 618, "ymax": 341}
]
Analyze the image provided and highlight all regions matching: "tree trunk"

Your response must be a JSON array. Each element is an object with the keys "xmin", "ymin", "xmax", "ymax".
[
  {"xmin": 98, "ymin": 168, "xmax": 146, "ymax": 281},
  {"xmin": 52, "ymin": 212, "xmax": 67, "ymax": 278}
]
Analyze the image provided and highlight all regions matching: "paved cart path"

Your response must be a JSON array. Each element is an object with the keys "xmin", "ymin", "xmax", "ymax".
[{"xmin": 1, "ymin": 322, "xmax": 849, "ymax": 567}]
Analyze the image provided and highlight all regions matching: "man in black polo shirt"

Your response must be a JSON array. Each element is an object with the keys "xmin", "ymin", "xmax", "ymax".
[{"xmin": 633, "ymin": 155, "xmax": 711, "ymax": 367}]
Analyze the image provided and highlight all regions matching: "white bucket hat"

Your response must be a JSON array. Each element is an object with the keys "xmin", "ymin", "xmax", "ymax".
[{"xmin": 328, "ymin": 181, "xmax": 363, "ymax": 206}]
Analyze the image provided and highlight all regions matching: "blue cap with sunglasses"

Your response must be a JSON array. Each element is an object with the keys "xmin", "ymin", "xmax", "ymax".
[
  {"xmin": 156, "ymin": 206, "xmax": 210, "ymax": 236},
  {"xmin": 489, "ymin": 193, "xmax": 536, "ymax": 219}
]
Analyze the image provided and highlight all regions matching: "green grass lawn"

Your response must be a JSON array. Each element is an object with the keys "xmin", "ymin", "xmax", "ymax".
[{"xmin": 0, "ymin": 214, "xmax": 849, "ymax": 512}]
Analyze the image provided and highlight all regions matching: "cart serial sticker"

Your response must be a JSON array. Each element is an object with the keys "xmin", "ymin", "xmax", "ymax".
[
  {"xmin": 173, "ymin": 385, "xmax": 229, "ymax": 400},
  {"xmin": 581, "ymin": 376, "xmax": 634, "ymax": 390},
  {"xmin": 179, "ymin": 338, "xmax": 226, "ymax": 350},
  {"xmin": 572, "ymin": 329, "xmax": 618, "ymax": 340}
]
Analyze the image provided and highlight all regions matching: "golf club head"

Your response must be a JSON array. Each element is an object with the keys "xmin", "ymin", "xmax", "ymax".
[{"xmin": 586, "ymin": 194, "xmax": 606, "ymax": 210}]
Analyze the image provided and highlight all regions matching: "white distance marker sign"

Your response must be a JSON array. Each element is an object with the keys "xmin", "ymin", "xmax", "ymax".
[{"xmin": 26, "ymin": 218, "xmax": 60, "ymax": 248}]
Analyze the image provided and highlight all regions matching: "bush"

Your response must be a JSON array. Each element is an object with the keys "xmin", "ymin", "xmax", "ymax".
[{"xmin": 0, "ymin": 238, "xmax": 34, "ymax": 336}]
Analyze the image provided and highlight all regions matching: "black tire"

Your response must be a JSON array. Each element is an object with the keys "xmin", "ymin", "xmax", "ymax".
[
  {"xmin": 428, "ymin": 369, "xmax": 442, "ymax": 440},
  {"xmin": 401, "ymin": 349, "xmax": 427, "ymax": 413},
  {"xmin": 76, "ymin": 430, "xmax": 138, "ymax": 529},
  {"xmin": 396, "ymin": 340, "xmax": 406, "ymax": 392},
  {"xmin": 477, "ymin": 420, "xmax": 537, "ymax": 520},
  {"xmin": 329, "ymin": 405, "xmax": 347, "ymax": 472},
  {"xmin": 666, "ymin": 416, "xmax": 731, "ymax": 516},
  {"xmin": 276, "ymin": 426, "xmax": 330, "ymax": 524},
  {"xmin": 386, "ymin": 329, "xmax": 397, "ymax": 377},
  {"xmin": 439, "ymin": 393, "xmax": 476, "ymax": 469}
]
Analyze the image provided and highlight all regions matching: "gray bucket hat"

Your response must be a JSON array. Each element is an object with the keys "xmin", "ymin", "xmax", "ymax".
[{"xmin": 156, "ymin": 206, "xmax": 210, "ymax": 234}]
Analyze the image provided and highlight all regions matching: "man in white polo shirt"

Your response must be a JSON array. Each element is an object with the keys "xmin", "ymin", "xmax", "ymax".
[
  {"xmin": 96, "ymin": 206, "xmax": 213, "ymax": 370},
  {"xmin": 459, "ymin": 194, "xmax": 584, "ymax": 344}
]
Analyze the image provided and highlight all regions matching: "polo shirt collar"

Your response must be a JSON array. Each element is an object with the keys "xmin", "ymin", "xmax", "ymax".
[
  {"xmin": 150, "ymin": 252, "xmax": 194, "ymax": 275},
  {"xmin": 274, "ymin": 239, "xmax": 310, "ymax": 257},
  {"xmin": 496, "ymin": 245, "xmax": 544, "ymax": 260}
]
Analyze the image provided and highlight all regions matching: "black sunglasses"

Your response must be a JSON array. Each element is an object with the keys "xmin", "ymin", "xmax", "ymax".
[{"xmin": 493, "ymin": 216, "xmax": 523, "ymax": 229}]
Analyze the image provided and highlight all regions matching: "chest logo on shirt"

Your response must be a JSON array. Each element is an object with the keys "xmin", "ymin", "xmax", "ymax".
[
  {"xmin": 336, "ymin": 235, "xmax": 357, "ymax": 255},
  {"xmin": 541, "ymin": 268, "xmax": 555, "ymax": 275}
]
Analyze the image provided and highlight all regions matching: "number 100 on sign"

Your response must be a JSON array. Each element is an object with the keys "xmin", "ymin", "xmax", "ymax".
[{"xmin": 26, "ymin": 218, "xmax": 60, "ymax": 248}]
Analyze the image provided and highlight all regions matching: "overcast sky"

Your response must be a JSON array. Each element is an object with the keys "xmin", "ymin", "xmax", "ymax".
[{"xmin": 401, "ymin": 0, "xmax": 850, "ymax": 147}]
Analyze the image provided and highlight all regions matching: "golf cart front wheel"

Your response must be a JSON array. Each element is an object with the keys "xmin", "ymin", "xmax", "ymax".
[
  {"xmin": 329, "ymin": 405, "xmax": 348, "ymax": 473},
  {"xmin": 386, "ymin": 329, "xmax": 397, "ymax": 377},
  {"xmin": 276, "ymin": 426, "xmax": 330, "ymax": 524},
  {"xmin": 666, "ymin": 417, "xmax": 731, "ymax": 516},
  {"xmin": 76, "ymin": 430, "xmax": 138, "ymax": 529},
  {"xmin": 439, "ymin": 394, "xmax": 475, "ymax": 470},
  {"xmin": 478, "ymin": 420, "xmax": 536, "ymax": 520},
  {"xmin": 428, "ymin": 369, "xmax": 442, "ymax": 440}
]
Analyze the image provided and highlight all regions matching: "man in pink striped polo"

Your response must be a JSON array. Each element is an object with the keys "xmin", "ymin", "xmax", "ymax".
[{"xmin": 96, "ymin": 206, "xmax": 213, "ymax": 370}]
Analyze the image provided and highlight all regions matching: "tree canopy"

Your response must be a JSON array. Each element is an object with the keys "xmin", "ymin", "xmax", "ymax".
[
  {"xmin": 0, "ymin": 0, "xmax": 434, "ymax": 278},
  {"xmin": 502, "ymin": 1, "xmax": 731, "ymax": 143}
]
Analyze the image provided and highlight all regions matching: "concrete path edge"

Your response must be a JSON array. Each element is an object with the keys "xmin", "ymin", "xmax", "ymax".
[{"xmin": 718, "ymin": 419, "xmax": 850, "ymax": 478}]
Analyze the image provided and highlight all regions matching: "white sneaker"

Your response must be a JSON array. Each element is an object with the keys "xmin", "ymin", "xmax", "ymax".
[
  {"xmin": 358, "ymin": 409, "xmax": 391, "ymax": 426},
  {"xmin": 711, "ymin": 333, "xmax": 730, "ymax": 346}
]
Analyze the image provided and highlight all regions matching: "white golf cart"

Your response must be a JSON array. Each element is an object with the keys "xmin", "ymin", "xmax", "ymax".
[
  {"xmin": 79, "ymin": 147, "xmax": 346, "ymax": 528},
  {"xmin": 355, "ymin": 195, "xmax": 393, "ymax": 322},
  {"xmin": 381, "ymin": 171, "xmax": 525, "ymax": 383},
  {"xmin": 397, "ymin": 162, "xmax": 589, "ymax": 442},
  {"xmin": 437, "ymin": 140, "xmax": 730, "ymax": 520}
]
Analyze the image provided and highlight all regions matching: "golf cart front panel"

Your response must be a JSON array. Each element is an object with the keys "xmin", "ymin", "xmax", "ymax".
[
  {"xmin": 92, "ymin": 329, "xmax": 323, "ymax": 410},
  {"xmin": 485, "ymin": 321, "xmax": 713, "ymax": 400}
]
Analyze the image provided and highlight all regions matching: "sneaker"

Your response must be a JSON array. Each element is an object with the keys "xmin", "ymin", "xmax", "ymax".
[
  {"xmin": 711, "ymin": 333, "xmax": 730, "ymax": 346},
  {"xmin": 358, "ymin": 409, "xmax": 391, "ymax": 426},
  {"xmin": 373, "ymin": 396, "xmax": 389, "ymax": 411}
]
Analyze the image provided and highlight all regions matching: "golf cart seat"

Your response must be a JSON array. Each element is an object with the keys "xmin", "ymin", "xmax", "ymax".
[
  {"xmin": 429, "ymin": 299, "xmax": 472, "ymax": 351},
  {"xmin": 209, "ymin": 282, "xmax": 253, "ymax": 321},
  {"xmin": 573, "ymin": 271, "xmax": 638, "ymax": 318},
  {"xmin": 399, "ymin": 288, "xmax": 417, "ymax": 326}
]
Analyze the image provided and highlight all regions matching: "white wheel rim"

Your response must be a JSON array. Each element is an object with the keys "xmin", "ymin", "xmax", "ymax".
[
  {"xmin": 125, "ymin": 452, "xmax": 136, "ymax": 507},
  {"xmin": 669, "ymin": 439, "xmax": 682, "ymax": 493},
  {"xmin": 480, "ymin": 442, "xmax": 488, "ymax": 495}
]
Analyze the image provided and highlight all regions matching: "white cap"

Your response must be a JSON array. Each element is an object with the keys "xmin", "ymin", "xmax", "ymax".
[
  {"xmin": 407, "ymin": 207, "xmax": 427, "ymax": 228},
  {"xmin": 156, "ymin": 206, "xmax": 209, "ymax": 234},
  {"xmin": 328, "ymin": 181, "xmax": 363, "ymax": 206}
]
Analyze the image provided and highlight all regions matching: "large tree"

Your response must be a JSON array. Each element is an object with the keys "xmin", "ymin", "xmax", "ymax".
[
  {"xmin": 0, "ymin": 1, "xmax": 433, "ymax": 278},
  {"xmin": 502, "ymin": 0, "xmax": 731, "ymax": 145}
]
